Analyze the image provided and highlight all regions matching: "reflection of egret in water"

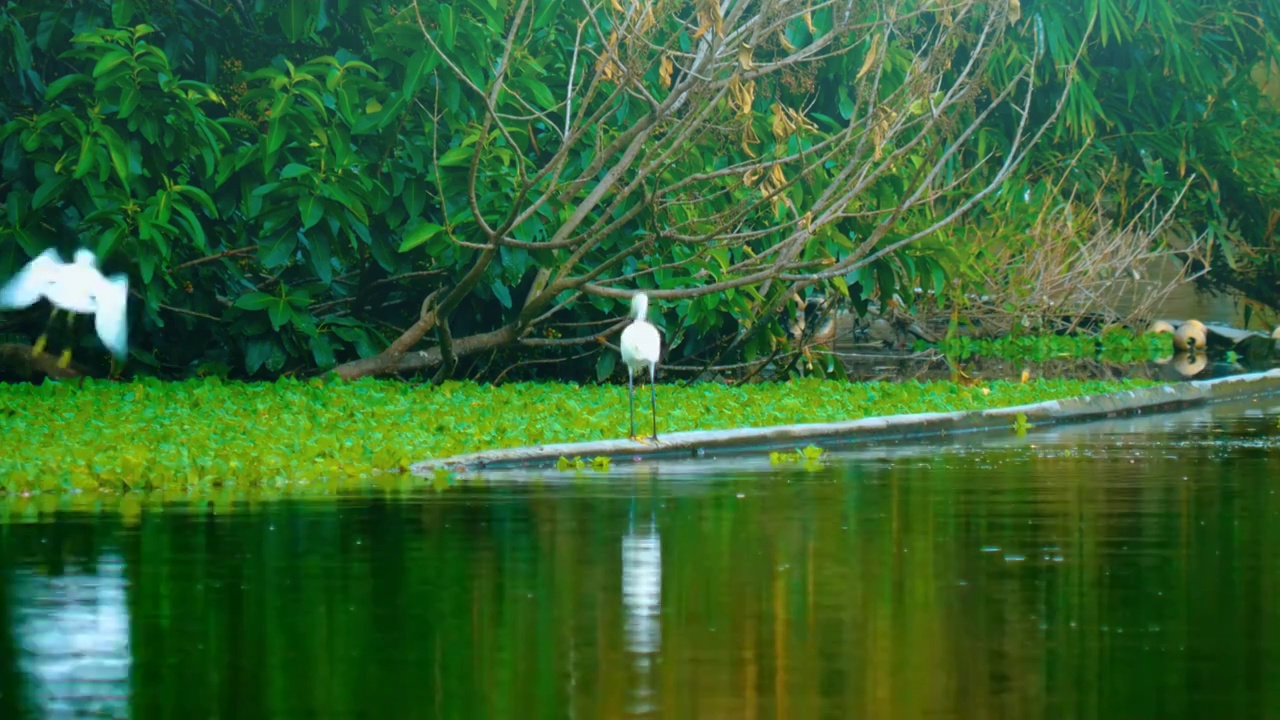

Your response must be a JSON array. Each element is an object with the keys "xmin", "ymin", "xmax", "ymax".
[
  {"xmin": 8, "ymin": 552, "xmax": 132, "ymax": 717},
  {"xmin": 622, "ymin": 504, "xmax": 662, "ymax": 715}
]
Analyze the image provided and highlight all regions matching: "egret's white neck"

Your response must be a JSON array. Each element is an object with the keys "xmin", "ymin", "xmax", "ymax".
[{"xmin": 631, "ymin": 293, "xmax": 649, "ymax": 321}]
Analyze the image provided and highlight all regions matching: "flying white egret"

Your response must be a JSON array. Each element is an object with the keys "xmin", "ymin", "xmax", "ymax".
[
  {"xmin": 619, "ymin": 292, "xmax": 661, "ymax": 441},
  {"xmin": 0, "ymin": 248, "xmax": 130, "ymax": 367}
]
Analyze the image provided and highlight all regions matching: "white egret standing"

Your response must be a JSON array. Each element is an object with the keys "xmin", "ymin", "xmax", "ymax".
[
  {"xmin": 620, "ymin": 292, "xmax": 661, "ymax": 441},
  {"xmin": 0, "ymin": 248, "xmax": 130, "ymax": 367}
]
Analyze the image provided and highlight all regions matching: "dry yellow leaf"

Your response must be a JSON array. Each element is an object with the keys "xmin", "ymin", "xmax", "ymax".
[
  {"xmin": 728, "ymin": 76, "xmax": 755, "ymax": 115},
  {"xmin": 1008, "ymin": 0, "xmax": 1022, "ymax": 24},
  {"xmin": 740, "ymin": 123, "xmax": 760, "ymax": 157},
  {"xmin": 771, "ymin": 102, "xmax": 791, "ymax": 142},
  {"xmin": 638, "ymin": 4, "xmax": 655, "ymax": 32},
  {"xmin": 779, "ymin": 30, "xmax": 796, "ymax": 52},
  {"xmin": 611, "ymin": 0, "xmax": 623, "ymax": 12},
  {"xmin": 856, "ymin": 34, "xmax": 880, "ymax": 80},
  {"xmin": 785, "ymin": 106, "xmax": 817, "ymax": 133},
  {"xmin": 738, "ymin": 42, "xmax": 754, "ymax": 71},
  {"xmin": 659, "ymin": 55, "xmax": 674, "ymax": 89},
  {"xmin": 768, "ymin": 164, "xmax": 786, "ymax": 190},
  {"xmin": 695, "ymin": 0, "xmax": 722, "ymax": 39},
  {"xmin": 803, "ymin": 10, "xmax": 816, "ymax": 34}
]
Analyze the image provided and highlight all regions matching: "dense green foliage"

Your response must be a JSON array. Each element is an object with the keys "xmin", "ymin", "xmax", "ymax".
[
  {"xmin": 1022, "ymin": 1, "xmax": 1280, "ymax": 316},
  {"xmin": 0, "ymin": 375, "xmax": 1157, "ymax": 493},
  {"xmin": 0, "ymin": 0, "xmax": 1275, "ymax": 382}
]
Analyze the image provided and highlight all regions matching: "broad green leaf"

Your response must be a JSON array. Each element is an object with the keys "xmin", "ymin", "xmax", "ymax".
[
  {"xmin": 73, "ymin": 135, "xmax": 96, "ymax": 178},
  {"xmin": 118, "ymin": 81, "xmax": 140, "ymax": 119},
  {"xmin": 44, "ymin": 73, "xmax": 90, "ymax": 100},
  {"xmin": 595, "ymin": 351, "xmax": 616, "ymax": 383},
  {"xmin": 112, "ymin": 0, "xmax": 136, "ymax": 28},
  {"xmin": 234, "ymin": 292, "xmax": 275, "ymax": 311},
  {"xmin": 173, "ymin": 185, "xmax": 216, "ymax": 215},
  {"xmin": 280, "ymin": 0, "xmax": 310, "ymax": 42},
  {"xmin": 491, "ymin": 280, "xmax": 511, "ymax": 309},
  {"xmin": 172, "ymin": 202, "xmax": 207, "ymax": 251},
  {"xmin": 267, "ymin": 299, "xmax": 292, "ymax": 329},
  {"xmin": 398, "ymin": 222, "xmax": 445, "ymax": 252},
  {"xmin": 31, "ymin": 176, "xmax": 68, "ymax": 209},
  {"xmin": 96, "ymin": 125, "xmax": 130, "ymax": 184},
  {"xmin": 280, "ymin": 162, "xmax": 312, "ymax": 180},
  {"xmin": 307, "ymin": 231, "xmax": 332, "ymax": 284},
  {"xmin": 244, "ymin": 336, "xmax": 275, "ymax": 373},
  {"xmin": 437, "ymin": 146, "xmax": 473, "ymax": 167},
  {"xmin": 439, "ymin": 5, "xmax": 457, "ymax": 49},
  {"xmin": 309, "ymin": 333, "xmax": 335, "ymax": 367},
  {"xmin": 259, "ymin": 233, "xmax": 298, "ymax": 268},
  {"xmin": 299, "ymin": 194, "xmax": 323, "ymax": 229},
  {"xmin": 91, "ymin": 50, "xmax": 131, "ymax": 79}
]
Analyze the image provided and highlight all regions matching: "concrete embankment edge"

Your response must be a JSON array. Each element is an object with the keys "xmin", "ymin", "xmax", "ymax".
[{"xmin": 410, "ymin": 369, "xmax": 1280, "ymax": 475}]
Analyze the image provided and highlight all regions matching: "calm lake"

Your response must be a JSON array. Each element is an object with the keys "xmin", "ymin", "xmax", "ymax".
[{"xmin": 2, "ymin": 396, "xmax": 1280, "ymax": 719}]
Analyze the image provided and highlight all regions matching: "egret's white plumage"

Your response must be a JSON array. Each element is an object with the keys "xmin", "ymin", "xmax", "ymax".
[
  {"xmin": 0, "ymin": 248, "xmax": 130, "ymax": 361},
  {"xmin": 620, "ymin": 292, "xmax": 661, "ymax": 440}
]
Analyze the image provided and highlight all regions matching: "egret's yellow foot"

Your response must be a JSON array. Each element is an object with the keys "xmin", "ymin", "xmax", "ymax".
[
  {"xmin": 57, "ymin": 349, "xmax": 73, "ymax": 368},
  {"xmin": 31, "ymin": 334, "xmax": 47, "ymax": 357}
]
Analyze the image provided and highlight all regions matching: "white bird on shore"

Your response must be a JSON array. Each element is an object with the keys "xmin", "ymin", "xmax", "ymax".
[
  {"xmin": 620, "ymin": 292, "xmax": 661, "ymax": 441},
  {"xmin": 0, "ymin": 248, "xmax": 130, "ymax": 367}
]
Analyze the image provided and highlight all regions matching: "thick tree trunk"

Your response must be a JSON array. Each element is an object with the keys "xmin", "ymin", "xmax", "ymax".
[
  {"xmin": 0, "ymin": 343, "xmax": 91, "ymax": 380},
  {"xmin": 332, "ymin": 324, "xmax": 520, "ymax": 380}
]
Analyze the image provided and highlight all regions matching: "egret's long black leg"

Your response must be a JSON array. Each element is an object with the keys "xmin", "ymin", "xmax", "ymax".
[
  {"xmin": 628, "ymin": 369, "xmax": 637, "ymax": 440},
  {"xmin": 649, "ymin": 363, "xmax": 658, "ymax": 440}
]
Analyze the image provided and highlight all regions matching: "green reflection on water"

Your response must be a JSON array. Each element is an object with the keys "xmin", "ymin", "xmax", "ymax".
[{"xmin": 2, "ymin": 407, "xmax": 1280, "ymax": 719}]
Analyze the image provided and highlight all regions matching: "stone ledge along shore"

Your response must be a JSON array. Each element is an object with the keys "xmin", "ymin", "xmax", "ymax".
[{"xmin": 411, "ymin": 369, "xmax": 1280, "ymax": 476}]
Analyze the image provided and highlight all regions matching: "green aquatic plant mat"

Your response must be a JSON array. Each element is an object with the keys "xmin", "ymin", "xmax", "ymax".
[
  {"xmin": 0, "ymin": 376, "xmax": 1159, "ymax": 494},
  {"xmin": 932, "ymin": 329, "xmax": 1174, "ymax": 363}
]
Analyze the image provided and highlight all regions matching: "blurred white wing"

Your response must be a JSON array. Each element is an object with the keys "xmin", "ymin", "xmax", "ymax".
[
  {"xmin": 0, "ymin": 249, "xmax": 62, "ymax": 309},
  {"xmin": 93, "ymin": 273, "xmax": 130, "ymax": 359}
]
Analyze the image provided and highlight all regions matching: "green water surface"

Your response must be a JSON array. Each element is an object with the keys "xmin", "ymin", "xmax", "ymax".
[{"xmin": 2, "ymin": 398, "xmax": 1280, "ymax": 719}]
